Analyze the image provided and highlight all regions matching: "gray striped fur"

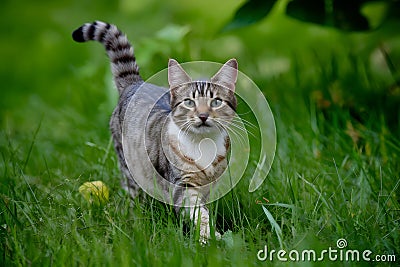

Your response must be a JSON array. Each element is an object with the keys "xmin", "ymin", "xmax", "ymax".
[
  {"xmin": 72, "ymin": 21, "xmax": 238, "ymax": 243},
  {"xmin": 72, "ymin": 21, "xmax": 141, "ymax": 93}
]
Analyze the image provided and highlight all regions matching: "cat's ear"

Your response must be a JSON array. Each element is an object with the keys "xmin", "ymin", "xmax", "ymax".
[
  {"xmin": 168, "ymin": 59, "xmax": 191, "ymax": 89},
  {"xmin": 211, "ymin": 58, "xmax": 238, "ymax": 92}
]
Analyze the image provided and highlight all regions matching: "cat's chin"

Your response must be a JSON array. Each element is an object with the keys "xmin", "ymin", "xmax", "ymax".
[{"xmin": 191, "ymin": 124, "xmax": 219, "ymax": 135}]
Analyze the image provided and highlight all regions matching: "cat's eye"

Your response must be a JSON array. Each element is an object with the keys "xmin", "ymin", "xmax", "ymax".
[
  {"xmin": 210, "ymin": 98, "xmax": 223, "ymax": 108},
  {"xmin": 183, "ymin": 99, "xmax": 196, "ymax": 108}
]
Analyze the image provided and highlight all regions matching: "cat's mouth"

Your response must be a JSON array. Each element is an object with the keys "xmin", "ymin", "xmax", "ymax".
[{"xmin": 196, "ymin": 121, "xmax": 212, "ymax": 128}]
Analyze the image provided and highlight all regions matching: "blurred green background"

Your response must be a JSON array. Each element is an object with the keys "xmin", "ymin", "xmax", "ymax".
[
  {"xmin": 1, "ymin": 0, "xmax": 399, "ymax": 265},
  {"xmin": 1, "ymin": 0, "xmax": 399, "ymax": 139}
]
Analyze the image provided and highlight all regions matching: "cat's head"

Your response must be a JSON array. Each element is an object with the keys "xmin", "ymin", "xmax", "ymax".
[{"xmin": 168, "ymin": 59, "xmax": 238, "ymax": 135}]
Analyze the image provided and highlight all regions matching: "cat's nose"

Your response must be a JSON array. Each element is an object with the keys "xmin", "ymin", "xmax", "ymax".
[{"xmin": 198, "ymin": 113, "xmax": 209, "ymax": 122}]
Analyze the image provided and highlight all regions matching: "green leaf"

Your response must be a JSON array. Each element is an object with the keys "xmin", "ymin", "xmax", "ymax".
[
  {"xmin": 286, "ymin": 0, "xmax": 370, "ymax": 31},
  {"xmin": 286, "ymin": 0, "xmax": 326, "ymax": 26},
  {"xmin": 332, "ymin": 0, "xmax": 370, "ymax": 31},
  {"xmin": 221, "ymin": 0, "xmax": 278, "ymax": 32}
]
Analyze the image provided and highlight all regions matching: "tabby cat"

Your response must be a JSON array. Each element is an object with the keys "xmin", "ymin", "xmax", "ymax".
[{"xmin": 72, "ymin": 21, "xmax": 238, "ymax": 243}]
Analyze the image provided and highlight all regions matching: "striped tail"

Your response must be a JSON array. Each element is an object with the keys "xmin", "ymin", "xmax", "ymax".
[{"xmin": 72, "ymin": 21, "xmax": 142, "ymax": 94}]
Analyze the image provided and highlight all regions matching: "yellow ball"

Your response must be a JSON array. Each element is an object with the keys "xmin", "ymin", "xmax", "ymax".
[{"xmin": 79, "ymin": 181, "xmax": 109, "ymax": 206}]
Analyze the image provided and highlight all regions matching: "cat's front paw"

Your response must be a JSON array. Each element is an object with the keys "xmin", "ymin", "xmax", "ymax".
[
  {"xmin": 199, "ymin": 226, "xmax": 222, "ymax": 245},
  {"xmin": 215, "ymin": 231, "xmax": 222, "ymax": 240}
]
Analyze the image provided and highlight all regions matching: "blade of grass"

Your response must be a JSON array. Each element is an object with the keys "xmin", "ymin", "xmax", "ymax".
[
  {"xmin": 23, "ymin": 118, "xmax": 42, "ymax": 172},
  {"xmin": 261, "ymin": 205, "xmax": 283, "ymax": 249}
]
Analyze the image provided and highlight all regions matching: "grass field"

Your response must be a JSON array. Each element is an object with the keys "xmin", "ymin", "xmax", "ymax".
[{"xmin": 1, "ymin": 0, "xmax": 399, "ymax": 266}]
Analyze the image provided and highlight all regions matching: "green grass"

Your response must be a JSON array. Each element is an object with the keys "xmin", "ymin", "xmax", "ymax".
[{"xmin": 1, "ymin": 0, "xmax": 399, "ymax": 266}]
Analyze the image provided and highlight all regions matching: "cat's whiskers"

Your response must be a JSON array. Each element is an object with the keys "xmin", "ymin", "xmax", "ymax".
[
  {"xmin": 230, "ymin": 120, "xmax": 256, "ymax": 140},
  {"xmin": 176, "ymin": 120, "xmax": 193, "ymax": 139},
  {"xmin": 214, "ymin": 118, "xmax": 248, "ymax": 147},
  {"xmin": 230, "ymin": 116, "xmax": 258, "ymax": 131},
  {"xmin": 224, "ymin": 116, "xmax": 259, "ymax": 138}
]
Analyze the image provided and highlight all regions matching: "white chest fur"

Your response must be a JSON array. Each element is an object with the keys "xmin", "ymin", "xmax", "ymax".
[{"xmin": 168, "ymin": 121, "xmax": 227, "ymax": 171}]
